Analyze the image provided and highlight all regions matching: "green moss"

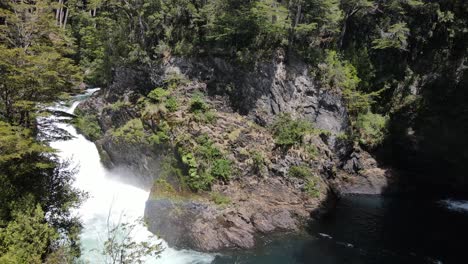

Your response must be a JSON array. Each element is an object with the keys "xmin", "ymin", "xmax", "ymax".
[{"xmin": 288, "ymin": 165, "xmax": 312, "ymax": 178}]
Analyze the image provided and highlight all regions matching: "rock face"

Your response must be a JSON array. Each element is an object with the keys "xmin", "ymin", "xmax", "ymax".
[
  {"xmin": 145, "ymin": 177, "xmax": 329, "ymax": 252},
  {"xmin": 76, "ymin": 52, "xmax": 394, "ymax": 252},
  {"xmin": 154, "ymin": 53, "xmax": 350, "ymax": 136}
]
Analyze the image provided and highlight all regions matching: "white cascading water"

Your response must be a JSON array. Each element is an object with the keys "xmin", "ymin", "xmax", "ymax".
[
  {"xmin": 440, "ymin": 199, "xmax": 468, "ymax": 213},
  {"xmin": 47, "ymin": 89, "xmax": 214, "ymax": 263}
]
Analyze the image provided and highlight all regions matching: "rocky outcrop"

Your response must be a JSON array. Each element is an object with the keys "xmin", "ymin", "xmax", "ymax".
[
  {"xmin": 145, "ymin": 176, "xmax": 330, "ymax": 252},
  {"xmin": 331, "ymin": 148, "xmax": 398, "ymax": 195},
  {"xmin": 76, "ymin": 52, "xmax": 394, "ymax": 252},
  {"xmin": 153, "ymin": 52, "xmax": 350, "ymax": 136}
]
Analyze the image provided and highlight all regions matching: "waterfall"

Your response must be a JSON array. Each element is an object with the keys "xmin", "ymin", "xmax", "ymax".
[{"xmin": 47, "ymin": 89, "xmax": 214, "ymax": 263}]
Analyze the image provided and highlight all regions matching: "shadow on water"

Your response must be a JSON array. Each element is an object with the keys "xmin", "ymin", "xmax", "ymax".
[{"xmin": 212, "ymin": 195, "xmax": 468, "ymax": 264}]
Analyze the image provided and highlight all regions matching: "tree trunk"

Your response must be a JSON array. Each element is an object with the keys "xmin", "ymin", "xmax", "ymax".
[
  {"xmin": 63, "ymin": 7, "xmax": 69, "ymax": 29},
  {"xmin": 338, "ymin": 16, "xmax": 348, "ymax": 50},
  {"xmin": 55, "ymin": 0, "xmax": 63, "ymax": 23}
]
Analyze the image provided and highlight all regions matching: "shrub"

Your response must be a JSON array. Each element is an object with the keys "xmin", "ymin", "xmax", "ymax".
[
  {"xmin": 304, "ymin": 179, "xmax": 320, "ymax": 198},
  {"xmin": 355, "ymin": 112, "xmax": 388, "ymax": 148},
  {"xmin": 251, "ymin": 150, "xmax": 266, "ymax": 173},
  {"xmin": 211, "ymin": 159, "xmax": 232, "ymax": 181},
  {"xmin": 193, "ymin": 110, "xmax": 217, "ymax": 124},
  {"xmin": 111, "ymin": 119, "xmax": 146, "ymax": 144},
  {"xmin": 74, "ymin": 114, "xmax": 101, "ymax": 141},
  {"xmin": 305, "ymin": 145, "xmax": 318, "ymax": 159},
  {"xmin": 148, "ymin": 120, "xmax": 170, "ymax": 145},
  {"xmin": 288, "ymin": 165, "xmax": 312, "ymax": 178},
  {"xmin": 318, "ymin": 50, "xmax": 360, "ymax": 91},
  {"xmin": 147, "ymin": 88, "xmax": 169, "ymax": 103},
  {"xmin": 104, "ymin": 100, "xmax": 130, "ymax": 111},
  {"xmin": 151, "ymin": 179, "xmax": 176, "ymax": 198},
  {"xmin": 165, "ymin": 96, "xmax": 179, "ymax": 112},
  {"xmin": 179, "ymin": 134, "xmax": 231, "ymax": 192},
  {"xmin": 189, "ymin": 93, "xmax": 208, "ymax": 113},
  {"xmin": 271, "ymin": 114, "xmax": 313, "ymax": 147}
]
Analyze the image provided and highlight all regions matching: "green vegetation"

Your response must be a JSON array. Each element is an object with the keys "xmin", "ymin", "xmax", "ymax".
[
  {"xmin": 112, "ymin": 118, "xmax": 147, "ymax": 144},
  {"xmin": 288, "ymin": 165, "xmax": 312, "ymax": 179},
  {"xmin": 103, "ymin": 100, "xmax": 131, "ymax": 111},
  {"xmin": 304, "ymin": 179, "xmax": 320, "ymax": 198},
  {"xmin": 271, "ymin": 114, "xmax": 314, "ymax": 148},
  {"xmin": 0, "ymin": 205, "xmax": 57, "ymax": 264},
  {"xmin": 165, "ymin": 97, "xmax": 179, "ymax": 112},
  {"xmin": 210, "ymin": 192, "xmax": 231, "ymax": 206},
  {"xmin": 178, "ymin": 134, "xmax": 232, "ymax": 192},
  {"xmin": 189, "ymin": 94, "xmax": 209, "ymax": 113},
  {"xmin": 74, "ymin": 114, "xmax": 102, "ymax": 141},
  {"xmin": 148, "ymin": 88, "xmax": 170, "ymax": 103},
  {"xmin": 0, "ymin": 0, "xmax": 467, "ymax": 260},
  {"xmin": 251, "ymin": 150, "xmax": 267, "ymax": 174},
  {"xmin": 211, "ymin": 159, "xmax": 232, "ymax": 182},
  {"xmin": 355, "ymin": 112, "xmax": 388, "ymax": 148}
]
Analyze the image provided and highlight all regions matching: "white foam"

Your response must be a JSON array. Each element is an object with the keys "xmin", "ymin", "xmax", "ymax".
[{"xmin": 440, "ymin": 199, "xmax": 468, "ymax": 213}]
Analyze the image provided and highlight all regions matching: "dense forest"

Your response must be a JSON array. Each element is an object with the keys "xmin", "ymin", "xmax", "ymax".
[{"xmin": 0, "ymin": 0, "xmax": 467, "ymax": 262}]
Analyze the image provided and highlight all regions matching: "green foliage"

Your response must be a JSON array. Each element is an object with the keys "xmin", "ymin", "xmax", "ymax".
[
  {"xmin": 151, "ymin": 179, "xmax": 177, "ymax": 198},
  {"xmin": 318, "ymin": 50, "xmax": 361, "ymax": 91},
  {"xmin": 210, "ymin": 192, "xmax": 231, "ymax": 206},
  {"xmin": 305, "ymin": 145, "xmax": 319, "ymax": 160},
  {"xmin": 148, "ymin": 88, "xmax": 170, "ymax": 103},
  {"xmin": 288, "ymin": 165, "xmax": 312, "ymax": 179},
  {"xmin": 103, "ymin": 217, "xmax": 163, "ymax": 264},
  {"xmin": 104, "ymin": 100, "xmax": 131, "ymax": 111},
  {"xmin": 165, "ymin": 97, "xmax": 179, "ymax": 112},
  {"xmin": 193, "ymin": 110, "xmax": 217, "ymax": 124},
  {"xmin": 271, "ymin": 114, "xmax": 314, "ymax": 148},
  {"xmin": 304, "ymin": 179, "xmax": 320, "ymax": 198},
  {"xmin": 211, "ymin": 159, "xmax": 232, "ymax": 181},
  {"xmin": 148, "ymin": 120, "xmax": 170, "ymax": 145},
  {"xmin": 0, "ymin": 1, "xmax": 82, "ymax": 127},
  {"xmin": 178, "ymin": 134, "xmax": 232, "ymax": 192},
  {"xmin": 189, "ymin": 94, "xmax": 209, "ymax": 113},
  {"xmin": 355, "ymin": 112, "xmax": 388, "ymax": 148},
  {"xmin": 372, "ymin": 22, "xmax": 410, "ymax": 51},
  {"xmin": 112, "ymin": 119, "xmax": 147, "ymax": 144},
  {"xmin": 0, "ymin": 204, "xmax": 57, "ymax": 264},
  {"xmin": 251, "ymin": 150, "xmax": 267, "ymax": 173},
  {"xmin": 74, "ymin": 114, "xmax": 102, "ymax": 141}
]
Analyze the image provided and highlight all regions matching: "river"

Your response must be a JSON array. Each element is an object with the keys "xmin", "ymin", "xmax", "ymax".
[{"xmin": 47, "ymin": 89, "xmax": 467, "ymax": 264}]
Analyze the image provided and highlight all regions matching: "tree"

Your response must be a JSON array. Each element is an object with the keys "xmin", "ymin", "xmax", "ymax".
[
  {"xmin": 0, "ymin": 0, "xmax": 82, "ymax": 127},
  {"xmin": 372, "ymin": 22, "xmax": 410, "ymax": 50},
  {"xmin": 103, "ymin": 214, "xmax": 163, "ymax": 264},
  {"xmin": 0, "ymin": 204, "xmax": 57, "ymax": 264}
]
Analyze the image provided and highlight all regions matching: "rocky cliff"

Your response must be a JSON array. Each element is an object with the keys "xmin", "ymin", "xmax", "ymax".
[{"xmin": 76, "ymin": 53, "xmax": 394, "ymax": 251}]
